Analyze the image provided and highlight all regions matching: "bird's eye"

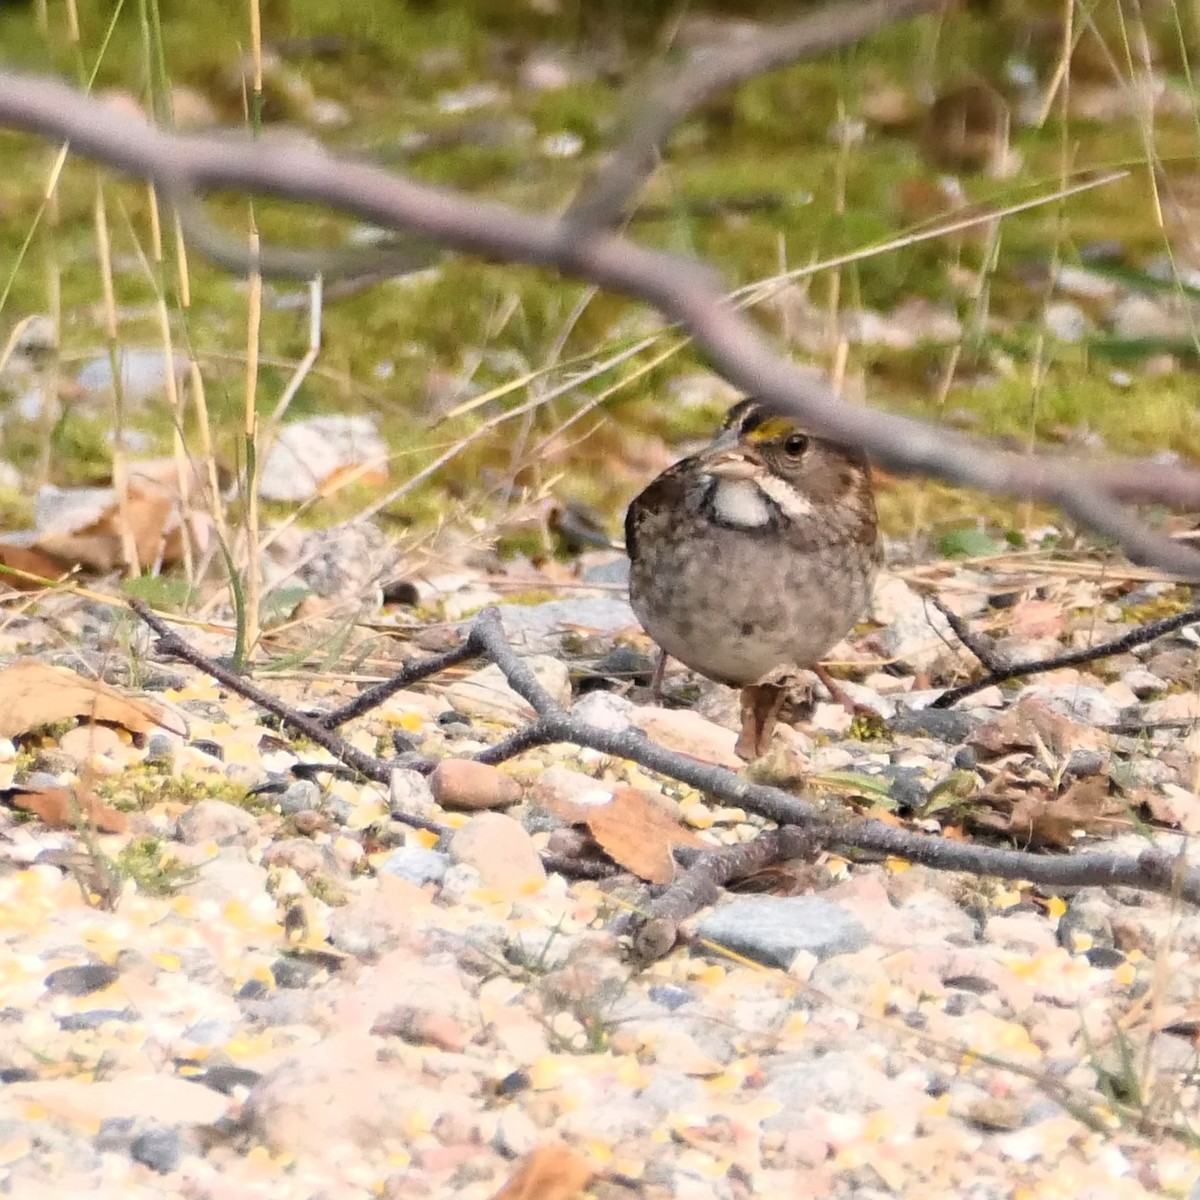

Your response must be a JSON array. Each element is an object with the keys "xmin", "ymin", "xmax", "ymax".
[{"xmin": 783, "ymin": 433, "xmax": 808, "ymax": 457}]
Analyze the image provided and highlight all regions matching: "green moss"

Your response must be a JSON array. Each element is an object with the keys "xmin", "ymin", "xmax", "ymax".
[
  {"xmin": 114, "ymin": 836, "xmax": 197, "ymax": 896},
  {"xmin": 97, "ymin": 769, "xmax": 253, "ymax": 812}
]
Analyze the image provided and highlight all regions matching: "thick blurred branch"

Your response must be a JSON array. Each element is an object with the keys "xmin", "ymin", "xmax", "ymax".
[
  {"xmin": 2, "ymin": 4, "xmax": 1200, "ymax": 575},
  {"xmin": 566, "ymin": 0, "xmax": 944, "ymax": 229}
]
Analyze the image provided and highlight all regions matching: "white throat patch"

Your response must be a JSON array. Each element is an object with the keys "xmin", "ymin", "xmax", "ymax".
[
  {"xmin": 754, "ymin": 473, "xmax": 814, "ymax": 520},
  {"xmin": 711, "ymin": 479, "xmax": 771, "ymax": 528}
]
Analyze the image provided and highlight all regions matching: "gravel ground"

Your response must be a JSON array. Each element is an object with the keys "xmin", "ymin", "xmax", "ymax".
[{"xmin": 0, "ymin": 568, "xmax": 1198, "ymax": 1198}]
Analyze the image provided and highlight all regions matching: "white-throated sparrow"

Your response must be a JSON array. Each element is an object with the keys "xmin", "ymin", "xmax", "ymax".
[{"xmin": 625, "ymin": 398, "xmax": 880, "ymax": 758}]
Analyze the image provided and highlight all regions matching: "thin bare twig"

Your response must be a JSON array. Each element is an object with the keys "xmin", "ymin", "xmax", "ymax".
[
  {"xmin": 928, "ymin": 594, "xmax": 1007, "ymax": 673},
  {"xmin": 931, "ymin": 601, "xmax": 1200, "ymax": 709},
  {"xmin": 626, "ymin": 827, "xmax": 822, "ymax": 962},
  {"xmin": 3, "ymin": 70, "xmax": 1200, "ymax": 574},
  {"xmin": 128, "ymin": 598, "xmax": 395, "ymax": 782},
  {"xmin": 128, "ymin": 601, "xmax": 1200, "ymax": 909}
]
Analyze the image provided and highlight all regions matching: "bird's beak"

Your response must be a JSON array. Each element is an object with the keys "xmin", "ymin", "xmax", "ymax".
[
  {"xmin": 702, "ymin": 450, "xmax": 759, "ymax": 481},
  {"xmin": 699, "ymin": 430, "xmax": 761, "ymax": 479}
]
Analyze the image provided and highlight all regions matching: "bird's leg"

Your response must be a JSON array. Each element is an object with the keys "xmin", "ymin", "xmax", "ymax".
[
  {"xmin": 735, "ymin": 682, "xmax": 789, "ymax": 760},
  {"xmin": 649, "ymin": 649, "xmax": 669, "ymax": 703},
  {"xmin": 813, "ymin": 663, "xmax": 874, "ymax": 718}
]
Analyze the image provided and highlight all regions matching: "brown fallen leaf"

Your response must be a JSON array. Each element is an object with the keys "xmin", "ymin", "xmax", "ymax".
[
  {"xmin": 0, "ymin": 784, "xmax": 127, "ymax": 833},
  {"xmin": 585, "ymin": 786, "xmax": 708, "ymax": 885},
  {"xmin": 1007, "ymin": 776, "xmax": 1129, "ymax": 850},
  {"xmin": 0, "ymin": 543, "xmax": 69, "ymax": 590},
  {"xmin": 535, "ymin": 783, "xmax": 708, "ymax": 884},
  {"xmin": 967, "ymin": 697, "xmax": 1102, "ymax": 760},
  {"xmin": 490, "ymin": 1142, "xmax": 594, "ymax": 1200},
  {"xmin": 0, "ymin": 659, "xmax": 185, "ymax": 739},
  {"xmin": 35, "ymin": 477, "xmax": 173, "ymax": 573},
  {"xmin": 1007, "ymin": 597, "xmax": 1065, "ymax": 642}
]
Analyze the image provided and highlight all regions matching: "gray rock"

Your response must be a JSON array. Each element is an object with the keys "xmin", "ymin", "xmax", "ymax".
[
  {"xmin": 762, "ymin": 1051, "xmax": 891, "ymax": 1130},
  {"xmin": 1060, "ymin": 902, "xmax": 1113, "ymax": 955},
  {"xmin": 378, "ymin": 847, "xmax": 448, "ymax": 887},
  {"xmin": 130, "ymin": 1125, "xmax": 183, "ymax": 1174},
  {"xmin": 261, "ymin": 838, "xmax": 345, "ymax": 880},
  {"xmin": 175, "ymin": 800, "xmax": 258, "ymax": 847},
  {"xmin": 580, "ymin": 557, "xmax": 630, "ymax": 586},
  {"xmin": 94, "ymin": 1117, "xmax": 136, "ymax": 1153},
  {"xmin": 1042, "ymin": 300, "xmax": 1092, "ymax": 342},
  {"xmin": 438, "ymin": 863, "xmax": 485, "ymax": 907},
  {"xmin": 460, "ymin": 597, "xmax": 636, "ymax": 654},
  {"xmin": 270, "ymin": 956, "xmax": 325, "ymax": 990},
  {"xmin": 144, "ymin": 734, "xmax": 178, "ymax": 762},
  {"xmin": 56, "ymin": 1009, "xmax": 135, "ymax": 1031},
  {"xmin": 571, "ymin": 690, "xmax": 634, "ymax": 732},
  {"xmin": 6, "ymin": 314, "xmax": 57, "ymax": 366},
  {"xmin": 76, "ymin": 348, "xmax": 188, "ymax": 403},
  {"xmin": 293, "ymin": 521, "xmax": 399, "ymax": 601},
  {"xmin": 637, "ymin": 1070, "xmax": 705, "ymax": 1117},
  {"xmin": 590, "ymin": 645, "xmax": 655, "ymax": 685},
  {"xmin": 181, "ymin": 1016, "xmax": 237, "ymax": 1046},
  {"xmin": 889, "ymin": 707, "xmax": 979, "ymax": 744},
  {"xmin": 868, "ymin": 577, "xmax": 953, "ymax": 671},
  {"xmin": 44, "ymin": 963, "xmax": 119, "ymax": 997},
  {"xmin": 1121, "ymin": 668, "xmax": 1167, "ymax": 698},
  {"xmin": 180, "ymin": 854, "xmax": 269, "ymax": 903},
  {"xmin": 696, "ymin": 896, "xmax": 871, "ymax": 969},
  {"xmin": 506, "ymin": 927, "xmax": 573, "ymax": 971},
  {"xmin": 1111, "ymin": 294, "xmax": 1188, "ymax": 341},
  {"xmin": 279, "ymin": 780, "xmax": 321, "ymax": 815},
  {"xmin": 1015, "ymin": 683, "xmax": 1124, "ymax": 727},
  {"xmin": 389, "ymin": 769, "xmax": 438, "ymax": 819},
  {"xmin": 446, "ymin": 656, "xmax": 570, "ymax": 723},
  {"xmin": 1063, "ymin": 748, "xmax": 1106, "ymax": 777}
]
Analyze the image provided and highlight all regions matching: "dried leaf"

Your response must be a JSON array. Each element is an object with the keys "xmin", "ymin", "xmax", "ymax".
[
  {"xmin": 34, "ymin": 478, "xmax": 171, "ymax": 573},
  {"xmin": 0, "ymin": 659, "xmax": 185, "ymax": 738},
  {"xmin": 0, "ymin": 543, "xmax": 68, "ymax": 590},
  {"xmin": 584, "ymin": 787, "xmax": 707, "ymax": 885},
  {"xmin": 1, "ymin": 784, "xmax": 127, "ymax": 833},
  {"xmin": 1007, "ymin": 777, "xmax": 1129, "ymax": 849},
  {"xmin": 967, "ymin": 697, "xmax": 1100, "ymax": 760},
  {"xmin": 30, "ymin": 463, "xmax": 206, "ymax": 576},
  {"xmin": 1008, "ymin": 598, "xmax": 1065, "ymax": 642},
  {"xmin": 490, "ymin": 1142, "xmax": 594, "ymax": 1200}
]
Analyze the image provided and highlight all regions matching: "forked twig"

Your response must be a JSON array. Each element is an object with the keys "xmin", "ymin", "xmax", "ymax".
[
  {"xmin": 128, "ymin": 601, "xmax": 1200, "ymax": 917},
  {"xmin": 931, "ymin": 598, "xmax": 1200, "ymax": 709}
]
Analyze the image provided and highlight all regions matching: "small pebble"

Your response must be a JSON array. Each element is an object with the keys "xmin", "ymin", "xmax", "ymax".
[
  {"xmin": 448, "ymin": 812, "xmax": 545, "ymax": 895},
  {"xmin": 270, "ymin": 956, "xmax": 325, "ymax": 990},
  {"xmin": 175, "ymin": 799, "xmax": 258, "ymax": 847},
  {"xmin": 378, "ymin": 846, "xmax": 449, "ymax": 887},
  {"xmin": 57, "ymin": 1009, "xmax": 135, "ymax": 1031},
  {"xmin": 195, "ymin": 1065, "xmax": 262, "ymax": 1095},
  {"xmin": 44, "ymin": 963, "xmax": 120, "ymax": 997},
  {"xmin": 389, "ymin": 768, "xmax": 438, "ymax": 818},
  {"xmin": 430, "ymin": 760, "xmax": 522, "ymax": 811},
  {"xmin": 131, "ymin": 1125, "xmax": 184, "ymax": 1174},
  {"xmin": 279, "ymin": 780, "xmax": 322, "ymax": 815}
]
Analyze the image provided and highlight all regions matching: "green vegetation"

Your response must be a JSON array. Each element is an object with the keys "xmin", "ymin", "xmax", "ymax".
[
  {"xmin": 112, "ymin": 834, "xmax": 197, "ymax": 896},
  {"xmin": 2, "ymin": 0, "xmax": 1200, "ymax": 562}
]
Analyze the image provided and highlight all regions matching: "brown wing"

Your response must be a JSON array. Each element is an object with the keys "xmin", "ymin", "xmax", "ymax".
[{"xmin": 624, "ymin": 459, "xmax": 694, "ymax": 562}]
